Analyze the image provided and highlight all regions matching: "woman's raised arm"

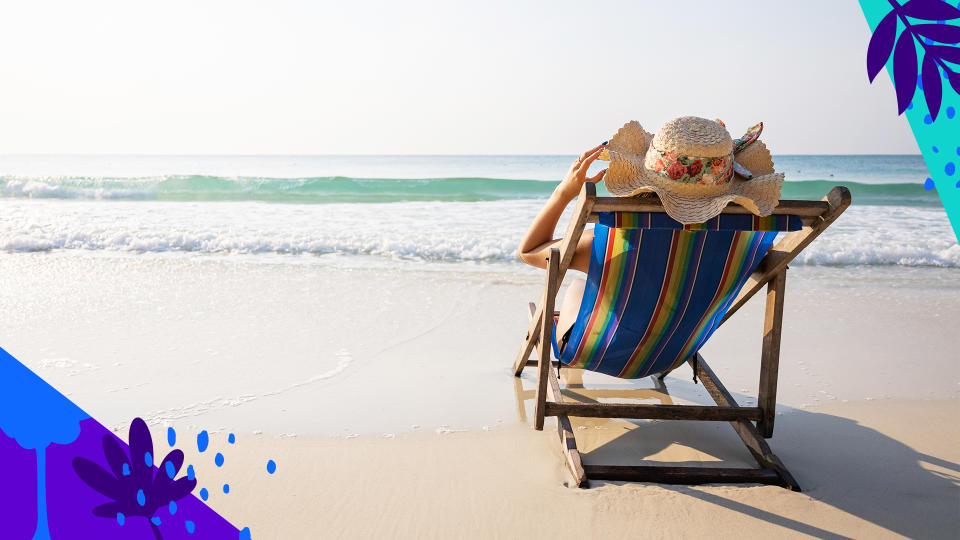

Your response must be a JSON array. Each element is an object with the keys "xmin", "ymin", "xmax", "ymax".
[{"xmin": 517, "ymin": 144, "xmax": 607, "ymax": 273}]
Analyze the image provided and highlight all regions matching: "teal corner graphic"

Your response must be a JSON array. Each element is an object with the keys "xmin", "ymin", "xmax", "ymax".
[{"xmin": 860, "ymin": 0, "xmax": 960, "ymax": 240}]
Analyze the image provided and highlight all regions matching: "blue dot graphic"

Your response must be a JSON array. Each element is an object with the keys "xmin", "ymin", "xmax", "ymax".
[
  {"xmin": 948, "ymin": 106, "xmax": 956, "ymax": 119},
  {"xmin": 228, "ymin": 433, "xmax": 236, "ymax": 444},
  {"xmin": 239, "ymin": 527, "xmax": 252, "ymax": 540},
  {"xmin": 167, "ymin": 427, "xmax": 176, "ymax": 447},
  {"xmin": 116, "ymin": 512, "xmax": 125, "ymax": 526},
  {"xmin": 151, "ymin": 516, "xmax": 162, "ymax": 526},
  {"xmin": 122, "ymin": 463, "xmax": 130, "ymax": 476},
  {"xmin": 165, "ymin": 461, "xmax": 176, "ymax": 479},
  {"xmin": 197, "ymin": 430, "xmax": 209, "ymax": 453},
  {"xmin": 923, "ymin": 114, "xmax": 933, "ymax": 124},
  {"xmin": 947, "ymin": 162, "xmax": 956, "ymax": 176},
  {"xmin": 187, "ymin": 464, "xmax": 195, "ymax": 480},
  {"xmin": 145, "ymin": 452, "xmax": 153, "ymax": 467},
  {"xmin": 267, "ymin": 460, "xmax": 277, "ymax": 474},
  {"xmin": 933, "ymin": 146, "xmax": 939, "ymax": 153},
  {"xmin": 186, "ymin": 520, "xmax": 196, "ymax": 534},
  {"xmin": 137, "ymin": 489, "xmax": 146, "ymax": 506},
  {"xmin": 199, "ymin": 488, "xmax": 209, "ymax": 501},
  {"xmin": 924, "ymin": 177, "xmax": 935, "ymax": 190},
  {"xmin": 215, "ymin": 452, "xmax": 225, "ymax": 467},
  {"xmin": 917, "ymin": 74, "xmax": 923, "ymax": 90},
  {"xmin": 169, "ymin": 500, "xmax": 178, "ymax": 515},
  {"xmin": 223, "ymin": 483, "xmax": 230, "ymax": 494},
  {"xmin": 956, "ymin": 146, "xmax": 960, "ymax": 156}
]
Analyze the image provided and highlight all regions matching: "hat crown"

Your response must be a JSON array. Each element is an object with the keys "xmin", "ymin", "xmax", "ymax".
[{"xmin": 651, "ymin": 116, "xmax": 732, "ymax": 158}]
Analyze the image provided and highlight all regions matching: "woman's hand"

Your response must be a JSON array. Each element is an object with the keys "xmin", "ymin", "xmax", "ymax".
[
  {"xmin": 517, "ymin": 143, "xmax": 607, "ymax": 272},
  {"xmin": 556, "ymin": 144, "xmax": 608, "ymax": 200}
]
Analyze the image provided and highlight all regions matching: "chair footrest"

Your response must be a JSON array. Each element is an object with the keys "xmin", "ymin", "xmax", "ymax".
[{"xmin": 584, "ymin": 465, "xmax": 783, "ymax": 486}]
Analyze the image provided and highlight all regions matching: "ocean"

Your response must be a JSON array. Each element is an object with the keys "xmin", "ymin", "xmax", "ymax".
[{"xmin": 0, "ymin": 154, "xmax": 957, "ymax": 267}]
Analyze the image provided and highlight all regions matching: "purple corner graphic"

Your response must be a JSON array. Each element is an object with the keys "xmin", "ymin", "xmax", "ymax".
[{"xmin": 0, "ymin": 347, "xmax": 243, "ymax": 539}]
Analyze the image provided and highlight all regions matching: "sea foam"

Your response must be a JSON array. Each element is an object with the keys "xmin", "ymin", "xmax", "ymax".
[{"xmin": 0, "ymin": 198, "xmax": 955, "ymax": 267}]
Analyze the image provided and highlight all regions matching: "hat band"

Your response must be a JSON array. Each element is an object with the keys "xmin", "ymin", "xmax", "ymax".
[{"xmin": 643, "ymin": 146, "xmax": 735, "ymax": 185}]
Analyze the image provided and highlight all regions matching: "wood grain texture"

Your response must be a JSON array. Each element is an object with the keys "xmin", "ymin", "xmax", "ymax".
[
  {"xmin": 546, "ymin": 367, "xmax": 588, "ymax": 488},
  {"xmin": 534, "ymin": 250, "xmax": 560, "ymax": 430},
  {"xmin": 758, "ymin": 270, "xmax": 786, "ymax": 438},
  {"xmin": 691, "ymin": 353, "xmax": 801, "ymax": 491},
  {"xmin": 584, "ymin": 465, "xmax": 783, "ymax": 486},
  {"xmin": 544, "ymin": 402, "xmax": 762, "ymax": 422}
]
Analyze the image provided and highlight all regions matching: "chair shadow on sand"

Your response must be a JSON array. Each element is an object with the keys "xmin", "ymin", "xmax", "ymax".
[{"xmin": 513, "ymin": 370, "xmax": 960, "ymax": 539}]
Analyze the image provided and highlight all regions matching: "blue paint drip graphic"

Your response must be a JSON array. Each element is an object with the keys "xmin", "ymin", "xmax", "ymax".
[
  {"xmin": 116, "ymin": 512, "xmax": 125, "ymax": 526},
  {"xmin": 137, "ymin": 489, "xmax": 146, "ymax": 506},
  {"xmin": 197, "ymin": 430, "xmax": 209, "ymax": 453},
  {"xmin": 169, "ymin": 500, "xmax": 178, "ymax": 515},
  {"xmin": 144, "ymin": 451, "xmax": 152, "ymax": 467},
  {"xmin": 186, "ymin": 520, "xmax": 196, "ymax": 534},
  {"xmin": 223, "ymin": 483, "xmax": 230, "ymax": 494},
  {"xmin": 215, "ymin": 452, "xmax": 225, "ymax": 467},
  {"xmin": 167, "ymin": 427, "xmax": 177, "ymax": 447},
  {"xmin": 187, "ymin": 464, "xmax": 195, "ymax": 480},
  {"xmin": 239, "ymin": 526, "xmax": 252, "ymax": 540},
  {"xmin": 228, "ymin": 433, "xmax": 236, "ymax": 444},
  {"xmin": 166, "ymin": 460, "xmax": 176, "ymax": 479},
  {"xmin": 199, "ymin": 488, "xmax": 208, "ymax": 501},
  {"xmin": 267, "ymin": 460, "xmax": 277, "ymax": 474}
]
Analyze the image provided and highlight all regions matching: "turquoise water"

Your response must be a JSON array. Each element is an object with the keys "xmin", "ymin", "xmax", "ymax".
[
  {"xmin": 0, "ymin": 154, "xmax": 955, "ymax": 266},
  {"xmin": 0, "ymin": 174, "xmax": 940, "ymax": 206},
  {"xmin": 0, "ymin": 154, "xmax": 940, "ymax": 206}
]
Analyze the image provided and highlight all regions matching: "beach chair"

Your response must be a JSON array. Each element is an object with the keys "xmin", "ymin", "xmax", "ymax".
[{"xmin": 513, "ymin": 183, "xmax": 850, "ymax": 491}]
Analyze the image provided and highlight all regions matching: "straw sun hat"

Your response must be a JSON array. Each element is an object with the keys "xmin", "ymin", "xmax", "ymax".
[{"xmin": 599, "ymin": 116, "xmax": 785, "ymax": 224}]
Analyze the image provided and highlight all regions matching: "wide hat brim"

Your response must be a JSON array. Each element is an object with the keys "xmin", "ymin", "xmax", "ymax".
[{"xmin": 602, "ymin": 121, "xmax": 784, "ymax": 225}]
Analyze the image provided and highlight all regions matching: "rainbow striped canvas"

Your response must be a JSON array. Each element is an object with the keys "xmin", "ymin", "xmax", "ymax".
[{"xmin": 559, "ymin": 212, "xmax": 801, "ymax": 379}]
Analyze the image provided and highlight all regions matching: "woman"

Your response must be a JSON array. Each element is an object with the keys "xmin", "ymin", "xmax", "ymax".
[
  {"xmin": 517, "ymin": 143, "xmax": 608, "ymax": 347},
  {"xmin": 516, "ymin": 117, "xmax": 785, "ymax": 356}
]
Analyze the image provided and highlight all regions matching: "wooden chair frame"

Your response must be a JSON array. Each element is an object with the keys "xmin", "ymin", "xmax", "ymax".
[{"xmin": 512, "ymin": 183, "xmax": 851, "ymax": 491}]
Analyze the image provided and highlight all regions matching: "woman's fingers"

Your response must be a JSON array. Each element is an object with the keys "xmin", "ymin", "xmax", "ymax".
[
  {"xmin": 576, "ymin": 146, "xmax": 605, "ymax": 174},
  {"xmin": 574, "ymin": 144, "xmax": 603, "ymax": 165},
  {"xmin": 580, "ymin": 144, "xmax": 602, "ymax": 159},
  {"xmin": 588, "ymin": 168, "xmax": 607, "ymax": 183}
]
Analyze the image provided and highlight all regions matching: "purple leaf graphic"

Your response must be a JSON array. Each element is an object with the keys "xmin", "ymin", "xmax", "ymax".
[
  {"xmin": 921, "ymin": 53, "xmax": 943, "ymax": 119},
  {"xmin": 72, "ymin": 417, "xmax": 198, "ymax": 540},
  {"xmin": 868, "ymin": 11, "xmax": 899, "ymax": 81},
  {"xmin": 101, "ymin": 435, "xmax": 129, "ymax": 478},
  {"xmin": 947, "ymin": 68, "xmax": 960, "ymax": 95},
  {"xmin": 912, "ymin": 23, "xmax": 960, "ymax": 44},
  {"xmin": 929, "ymin": 44, "xmax": 960, "ymax": 64},
  {"xmin": 900, "ymin": 0, "xmax": 960, "ymax": 20},
  {"xmin": 73, "ymin": 457, "xmax": 124, "ymax": 500},
  {"xmin": 893, "ymin": 30, "xmax": 919, "ymax": 113}
]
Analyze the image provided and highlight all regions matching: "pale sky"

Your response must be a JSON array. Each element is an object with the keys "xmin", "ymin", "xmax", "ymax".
[{"xmin": 0, "ymin": 0, "xmax": 919, "ymax": 155}]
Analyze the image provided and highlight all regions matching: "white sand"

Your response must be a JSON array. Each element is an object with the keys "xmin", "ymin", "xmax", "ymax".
[{"xmin": 1, "ymin": 253, "xmax": 958, "ymax": 538}]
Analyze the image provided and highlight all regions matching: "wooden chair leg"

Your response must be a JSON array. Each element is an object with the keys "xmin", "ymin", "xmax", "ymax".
[
  {"xmin": 691, "ymin": 354, "xmax": 800, "ymax": 491},
  {"xmin": 758, "ymin": 270, "xmax": 786, "ymax": 438},
  {"xmin": 534, "ymin": 249, "xmax": 560, "ymax": 431},
  {"xmin": 547, "ymin": 363, "xmax": 588, "ymax": 487}
]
